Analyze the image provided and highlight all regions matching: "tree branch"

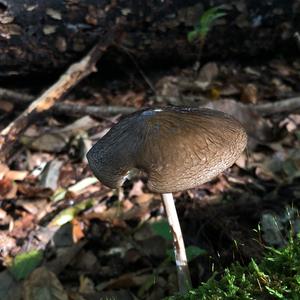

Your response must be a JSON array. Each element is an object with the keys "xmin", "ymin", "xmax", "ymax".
[
  {"xmin": 252, "ymin": 97, "xmax": 300, "ymax": 116},
  {"xmin": 0, "ymin": 36, "xmax": 114, "ymax": 162}
]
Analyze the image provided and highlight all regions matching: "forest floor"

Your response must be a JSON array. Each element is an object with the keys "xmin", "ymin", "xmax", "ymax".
[{"xmin": 0, "ymin": 57, "xmax": 300, "ymax": 300}]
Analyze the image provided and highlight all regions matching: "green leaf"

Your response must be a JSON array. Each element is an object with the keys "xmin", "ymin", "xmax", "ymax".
[
  {"xmin": 186, "ymin": 245, "xmax": 206, "ymax": 262},
  {"xmin": 49, "ymin": 199, "xmax": 94, "ymax": 226},
  {"xmin": 265, "ymin": 286, "xmax": 284, "ymax": 298},
  {"xmin": 196, "ymin": 6, "xmax": 226, "ymax": 40},
  {"xmin": 151, "ymin": 220, "xmax": 173, "ymax": 241},
  {"xmin": 187, "ymin": 30, "xmax": 199, "ymax": 43},
  {"xmin": 199, "ymin": 6, "xmax": 226, "ymax": 28},
  {"xmin": 51, "ymin": 187, "xmax": 67, "ymax": 202},
  {"xmin": 9, "ymin": 250, "xmax": 43, "ymax": 280},
  {"xmin": 166, "ymin": 245, "xmax": 206, "ymax": 263}
]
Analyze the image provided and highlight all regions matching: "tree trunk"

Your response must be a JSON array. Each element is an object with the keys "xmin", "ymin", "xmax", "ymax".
[{"xmin": 0, "ymin": 0, "xmax": 299, "ymax": 76}]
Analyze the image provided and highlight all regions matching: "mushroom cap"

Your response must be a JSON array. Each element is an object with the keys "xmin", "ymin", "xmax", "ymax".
[{"xmin": 87, "ymin": 107, "xmax": 247, "ymax": 193}]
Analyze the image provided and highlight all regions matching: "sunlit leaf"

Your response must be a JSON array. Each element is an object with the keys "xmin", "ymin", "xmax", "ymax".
[
  {"xmin": 50, "ymin": 187, "xmax": 67, "ymax": 202},
  {"xmin": 9, "ymin": 250, "xmax": 43, "ymax": 280},
  {"xmin": 49, "ymin": 199, "xmax": 94, "ymax": 227}
]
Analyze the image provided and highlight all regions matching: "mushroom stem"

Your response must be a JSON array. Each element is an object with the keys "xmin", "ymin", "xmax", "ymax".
[{"xmin": 162, "ymin": 193, "xmax": 192, "ymax": 293}]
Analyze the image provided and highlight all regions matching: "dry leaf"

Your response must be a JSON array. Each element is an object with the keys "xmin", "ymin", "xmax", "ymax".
[
  {"xmin": 0, "ymin": 100, "xmax": 13, "ymax": 112},
  {"xmin": 97, "ymin": 271, "xmax": 151, "ymax": 290},
  {"xmin": 72, "ymin": 218, "xmax": 85, "ymax": 243},
  {"xmin": 204, "ymin": 99, "xmax": 273, "ymax": 142},
  {"xmin": 0, "ymin": 232, "xmax": 16, "ymax": 257},
  {"xmin": 240, "ymin": 83, "xmax": 258, "ymax": 104},
  {"xmin": 79, "ymin": 275, "xmax": 95, "ymax": 294},
  {"xmin": 46, "ymin": 8, "xmax": 62, "ymax": 20},
  {"xmin": 43, "ymin": 25, "xmax": 57, "ymax": 35},
  {"xmin": 5, "ymin": 170, "xmax": 28, "ymax": 181},
  {"xmin": 0, "ymin": 164, "xmax": 9, "ymax": 179},
  {"xmin": 23, "ymin": 267, "xmax": 68, "ymax": 300},
  {"xmin": 18, "ymin": 184, "xmax": 53, "ymax": 198},
  {"xmin": 197, "ymin": 62, "xmax": 219, "ymax": 86},
  {"xmin": 0, "ymin": 178, "xmax": 17, "ymax": 199},
  {"xmin": 39, "ymin": 159, "xmax": 63, "ymax": 190}
]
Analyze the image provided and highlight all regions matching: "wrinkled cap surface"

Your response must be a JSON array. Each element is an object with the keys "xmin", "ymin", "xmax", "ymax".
[{"xmin": 87, "ymin": 107, "xmax": 247, "ymax": 193}]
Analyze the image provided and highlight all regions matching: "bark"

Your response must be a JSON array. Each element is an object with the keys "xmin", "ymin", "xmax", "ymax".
[{"xmin": 0, "ymin": 0, "xmax": 299, "ymax": 76}]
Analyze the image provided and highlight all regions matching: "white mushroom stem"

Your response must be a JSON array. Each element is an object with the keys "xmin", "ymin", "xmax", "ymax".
[{"xmin": 162, "ymin": 193, "xmax": 192, "ymax": 293}]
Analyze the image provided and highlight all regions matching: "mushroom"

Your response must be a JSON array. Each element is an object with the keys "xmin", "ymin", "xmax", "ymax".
[{"xmin": 87, "ymin": 106, "xmax": 247, "ymax": 293}]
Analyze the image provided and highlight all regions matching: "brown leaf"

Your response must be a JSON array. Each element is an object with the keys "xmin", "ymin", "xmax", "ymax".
[
  {"xmin": 123, "ymin": 194, "xmax": 159, "ymax": 221},
  {"xmin": 79, "ymin": 275, "xmax": 95, "ymax": 294},
  {"xmin": 128, "ymin": 180, "xmax": 144, "ymax": 198},
  {"xmin": 97, "ymin": 271, "xmax": 151, "ymax": 290},
  {"xmin": 5, "ymin": 170, "xmax": 28, "ymax": 181},
  {"xmin": 17, "ymin": 183, "xmax": 53, "ymax": 198},
  {"xmin": 23, "ymin": 267, "xmax": 68, "ymax": 300},
  {"xmin": 0, "ymin": 178, "xmax": 17, "ymax": 199},
  {"xmin": 0, "ymin": 163, "xmax": 9, "ymax": 179},
  {"xmin": 74, "ymin": 251, "xmax": 99, "ymax": 272},
  {"xmin": 197, "ymin": 62, "xmax": 219, "ymax": 86},
  {"xmin": 84, "ymin": 209, "xmax": 127, "ymax": 227},
  {"xmin": 72, "ymin": 218, "xmax": 85, "ymax": 243},
  {"xmin": 204, "ymin": 99, "xmax": 273, "ymax": 142},
  {"xmin": 0, "ymin": 100, "xmax": 13, "ymax": 112},
  {"xmin": 240, "ymin": 83, "xmax": 258, "ymax": 104},
  {"xmin": 39, "ymin": 159, "xmax": 63, "ymax": 190},
  {"xmin": 0, "ymin": 231, "xmax": 16, "ymax": 257},
  {"xmin": 10, "ymin": 213, "xmax": 35, "ymax": 239}
]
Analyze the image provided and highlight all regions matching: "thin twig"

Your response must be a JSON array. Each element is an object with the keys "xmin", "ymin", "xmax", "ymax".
[
  {"xmin": 252, "ymin": 97, "xmax": 300, "ymax": 116},
  {"xmin": 52, "ymin": 103, "xmax": 136, "ymax": 118},
  {"xmin": 0, "ymin": 88, "xmax": 33, "ymax": 102},
  {"xmin": 1, "ymin": 88, "xmax": 299, "ymax": 119},
  {"xmin": 118, "ymin": 45, "xmax": 156, "ymax": 94}
]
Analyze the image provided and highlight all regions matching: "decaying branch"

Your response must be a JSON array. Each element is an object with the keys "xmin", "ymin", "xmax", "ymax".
[
  {"xmin": 2, "ymin": 85, "xmax": 300, "ymax": 119},
  {"xmin": 0, "ymin": 36, "xmax": 115, "ymax": 162},
  {"xmin": 0, "ymin": 88, "xmax": 33, "ymax": 103},
  {"xmin": 253, "ymin": 97, "xmax": 300, "ymax": 116},
  {"xmin": 52, "ymin": 103, "xmax": 136, "ymax": 118}
]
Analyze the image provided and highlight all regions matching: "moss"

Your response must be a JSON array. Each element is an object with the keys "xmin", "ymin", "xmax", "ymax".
[{"xmin": 168, "ymin": 237, "xmax": 300, "ymax": 300}]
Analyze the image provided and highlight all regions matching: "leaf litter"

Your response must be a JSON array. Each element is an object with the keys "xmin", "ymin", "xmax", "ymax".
[{"xmin": 0, "ymin": 58, "xmax": 300, "ymax": 299}]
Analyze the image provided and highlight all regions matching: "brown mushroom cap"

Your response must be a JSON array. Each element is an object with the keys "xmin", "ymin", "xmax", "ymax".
[{"xmin": 87, "ymin": 107, "xmax": 247, "ymax": 193}]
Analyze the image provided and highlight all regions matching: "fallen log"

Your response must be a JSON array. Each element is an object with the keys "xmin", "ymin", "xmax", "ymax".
[{"xmin": 0, "ymin": 0, "xmax": 298, "ymax": 76}]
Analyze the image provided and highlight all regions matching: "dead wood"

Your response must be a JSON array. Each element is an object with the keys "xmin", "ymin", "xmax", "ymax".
[
  {"xmin": 2, "ymin": 84, "xmax": 300, "ymax": 119},
  {"xmin": 253, "ymin": 97, "xmax": 300, "ymax": 116},
  {"xmin": 0, "ymin": 36, "xmax": 115, "ymax": 163},
  {"xmin": 0, "ymin": 88, "xmax": 33, "ymax": 102},
  {"xmin": 52, "ymin": 103, "xmax": 136, "ymax": 118},
  {"xmin": 0, "ymin": 0, "xmax": 298, "ymax": 76}
]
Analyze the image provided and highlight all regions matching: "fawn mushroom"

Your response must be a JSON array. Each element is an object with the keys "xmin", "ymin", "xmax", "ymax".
[{"xmin": 87, "ymin": 107, "xmax": 247, "ymax": 293}]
